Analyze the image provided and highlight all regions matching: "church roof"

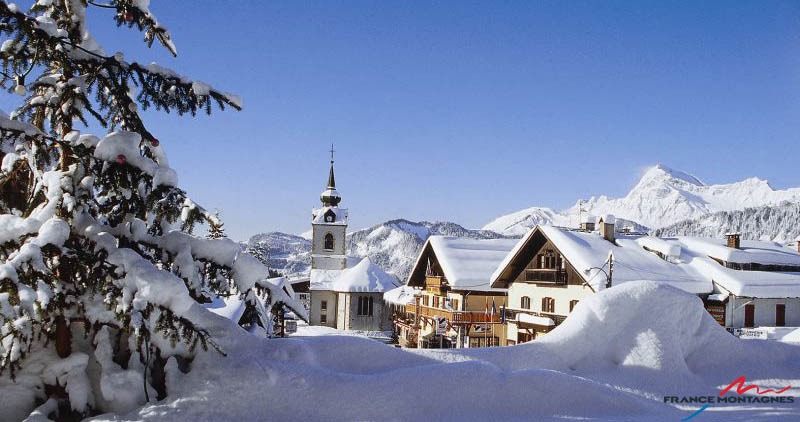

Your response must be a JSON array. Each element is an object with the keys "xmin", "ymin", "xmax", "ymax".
[
  {"xmin": 311, "ymin": 206, "xmax": 348, "ymax": 225},
  {"xmin": 311, "ymin": 257, "xmax": 400, "ymax": 293}
]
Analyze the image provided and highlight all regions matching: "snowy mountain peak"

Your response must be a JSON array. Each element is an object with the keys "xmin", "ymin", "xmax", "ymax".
[
  {"xmin": 639, "ymin": 164, "xmax": 705, "ymax": 187},
  {"xmin": 484, "ymin": 165, "xmax": 800, "ymax": 236}
]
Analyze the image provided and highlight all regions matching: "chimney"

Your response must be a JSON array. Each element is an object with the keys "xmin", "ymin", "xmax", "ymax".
[
  {"xmin": 726, "ymin": 233, "xmax": 741, "ymax": 249},
  {"xmin": 579, "ymin": 215, "xmax": 597, "ymax": 231},
  {"xmin": 599, "ymin": 214, "xmax": 616, "ymax": 243}
]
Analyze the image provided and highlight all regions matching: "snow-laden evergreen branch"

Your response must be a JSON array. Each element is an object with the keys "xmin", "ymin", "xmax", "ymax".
[{"xmin": 0, "ymin": 1, "xmax": 288, "ymax": 418}]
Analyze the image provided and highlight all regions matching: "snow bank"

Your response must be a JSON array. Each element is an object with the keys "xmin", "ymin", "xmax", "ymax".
[{"xmin": 81, "ymin": 281, "xmax": 800, "ymax": 421}]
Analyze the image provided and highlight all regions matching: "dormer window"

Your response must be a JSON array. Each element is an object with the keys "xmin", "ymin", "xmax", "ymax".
[
  {"xmin": 323, "ymin": 209, "xmax": 336, "ymax": 223},
  {"xmin": 324, "ymin": 233, "xmax": 335, "ymax": 250}
]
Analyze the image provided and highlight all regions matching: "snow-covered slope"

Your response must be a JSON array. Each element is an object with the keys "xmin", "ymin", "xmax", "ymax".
[
  {"xmin": 76, "ymin": 281, "xmax": 800, "ymax": 421},
  {"xmin": 483, "ymin": 206, "xmax": 647, "ymax": 237},
  {"xmin": 485, "ymin": 164, "xmax": 800, "ymax": 235},
  {"xmin": 346, "ymin": 219, "xmax": 507, "ymax": 280},
  {"xmin": 654, "ymin": 201, "xmax": 800, "ymax": 244},
  {"xmin": 245, "ymin": 232, "xmax": 312, "ymax": 275},
  {"xmin": 246, "ymin": 219, "xmax": 508, "ymax": 280},
  {"xmin": 481, "ymin": 206, "xmax": 571, "ymax": 237}
]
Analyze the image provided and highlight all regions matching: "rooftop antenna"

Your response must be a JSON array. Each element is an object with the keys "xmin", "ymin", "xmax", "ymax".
[{"xmin": 578, "ymin": 200, "xmax": 587, "ymax": 229}]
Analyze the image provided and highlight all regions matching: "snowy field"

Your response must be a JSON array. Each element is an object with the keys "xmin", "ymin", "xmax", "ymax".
[{"xmin": 6, "ymin": 281, "xmax": 784, "ymax": 421}]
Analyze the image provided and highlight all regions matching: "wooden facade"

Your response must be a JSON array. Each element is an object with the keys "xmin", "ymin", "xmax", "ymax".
[{"xmin": 393, "ymin": 242, "xmax": 507, "ymax": 348}]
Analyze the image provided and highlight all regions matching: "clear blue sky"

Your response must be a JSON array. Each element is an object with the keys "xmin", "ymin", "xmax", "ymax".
[{"xmin": 4, "ymin": 1, "xmax": 800, "ymax": 240}]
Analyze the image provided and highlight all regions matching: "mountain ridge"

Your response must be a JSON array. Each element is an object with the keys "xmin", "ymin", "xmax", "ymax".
[
  {"xmin": 484, "ymin": 164, "xmax": 800, "ymax": 236},
  {"xmin": 248, "ymin": 165, "xmax": 800, "ymax": 279}
]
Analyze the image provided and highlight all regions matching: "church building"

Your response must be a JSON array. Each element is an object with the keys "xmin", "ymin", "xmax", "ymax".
[{"xmin": 308, "ymin": 149, "xmax": 399, "ymax": 331}]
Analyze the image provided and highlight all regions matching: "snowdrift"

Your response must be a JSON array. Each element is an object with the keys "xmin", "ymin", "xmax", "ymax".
[{"xmin": 11, "ymin": 281, "xmax": 800, "ymax": 421}]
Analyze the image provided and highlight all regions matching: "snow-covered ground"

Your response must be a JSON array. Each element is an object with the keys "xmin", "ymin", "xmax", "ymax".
[
  {"xmin": 48, "ymin": 281, "xmax": 798, "ymax": 421},
  {"xmin": 294, "ymin": 321, "xmax": 393, "ymax": 343}
]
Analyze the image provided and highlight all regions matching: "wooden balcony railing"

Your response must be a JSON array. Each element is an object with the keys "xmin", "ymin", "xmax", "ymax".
[
  {"xmin": 524, "ymin": 269, "xmax": 567, "ymax": 284},
  {"xmin": 403, "ymin": 303, "xmax": 501, "ymax": 324}
]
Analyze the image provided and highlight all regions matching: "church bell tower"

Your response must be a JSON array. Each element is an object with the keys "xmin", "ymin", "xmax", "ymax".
[{"xmin": 311, "ymin": 145, "xmax": 348, "ymax": 270}]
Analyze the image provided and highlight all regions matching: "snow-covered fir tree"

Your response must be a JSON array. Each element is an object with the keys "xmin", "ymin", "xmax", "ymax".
[
  {"xmin": 206, "ymin": 211, "xmax": 225, "ymax": 239},
  {"xmin": 654, "ymin": 201, "xmax": 800, "ymax": 244},
  {"xmin": 0, "ymin": 1, "xmax": 304, "ymax": 418}
]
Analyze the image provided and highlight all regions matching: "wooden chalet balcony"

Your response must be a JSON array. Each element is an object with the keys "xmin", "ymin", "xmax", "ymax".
[
  {"xmin": 425, "ymin": 275, "xmax": 448, "ymax": 295},
  {"xmin": 403, "ymin": 303, "xmax": 501, "ymax": 324},
  {"xmin": 524, "ymin": 268, "xmax": 567, "ymax": 284}
]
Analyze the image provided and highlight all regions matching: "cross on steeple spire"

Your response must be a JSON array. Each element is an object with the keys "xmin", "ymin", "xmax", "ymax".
[
  {"xmin": 327, "ymin": 143, "xmax": 336, "ymax": 189},
  {"xmin": 320, "ymin": 144, "xmax": 342, "ymax": 206}
]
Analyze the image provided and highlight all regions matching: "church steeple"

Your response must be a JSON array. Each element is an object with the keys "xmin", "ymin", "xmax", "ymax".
[
  {"xmin": 320, "ymin": 144, "xmax": 342, "ymax": 207},
  {"xmin": 326, "ymin": 149, "xmax": 336, "ymax": 189}
]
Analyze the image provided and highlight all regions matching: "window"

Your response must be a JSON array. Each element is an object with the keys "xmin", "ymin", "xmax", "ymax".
[
  {"xmin": 357, "ymin": 296, "xmax": 374, "ymax": 316},
  {"xmin": 569, "ymin": 300, "xmax": 579, "ymax": 312},
  {"xmin": 776, "ymin": 304, "xmax": 786, "ymax": 327},
  {"xmin": 433, "ymin": 296, "xmax": 440, "ymax": 308},
  {"xmin": 521, "ymin": 296, "xmax": 531, "ymax": 310},
  {"xmin": 422, "ymin": 296, "xmax": 429, "ymax": 307},
  {"xmin": 320, "ymin": 314, "xmax": 327, "ymax": 324},
  {"xmin": 451, "ymin": 299, "xmax": 459, "ymax": 310},
  {"xmin": 321, "ymin": 300, "xmax": 327, "ymax": 312},
  {"xmin": 744, "ymin": 304, "xmax": 755, "ymax": 328},
  {"xmin": 324, "ymin": 233, "xmax": 334, "ymax": 250},
  {"xmin": 517, "ymin": 331, "xmax": 534, "ymax": 344},
  {"xmin": 542, "ymin": 297, "xmax": 555, "ymax": 313},
  {"xmin": 536, "ymin": 250, "xmax": 562, "ymax": 269}
]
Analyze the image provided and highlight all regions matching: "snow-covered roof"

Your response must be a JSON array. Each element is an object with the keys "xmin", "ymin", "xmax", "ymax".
[
  {"xmin": 493, "ymin": 226, "xmax": 800, "ymax": 298},
  {"xmin": 676, "ymin": 236, "xmax": 800, "ymax": 266},
  {"xmin": 491, "ymin": 226, "xmax": 711, "ymax": 294},
  {"xmin": 673, "ymin": 239, "xmax": 800, "ymax": 298},
  {"xmin": 599, "ymin": 214, "xmax": 616, "ymax": 224},
  {"xmin": 311, "ymin": 257, "xmax": 400, "ymax": 293},
  {"xmin": 383, "ymin": 285, "xmax": 420, "ymax": 305},
  {"xmin": 205, "ymin": 295, "xmax": 246, "ymax": 323},
  {"xmin": 320, "ymin": 188, "xmax": 340, "ymax": 199},
  {"xmin": 541, "ymin": 226, "xmax": 710, "ymax": 293},
  {"xmin": 311, "ymin": 206, "xmax": 348, "ymax": 225},
  {"xmin": 411, "ymin": 236, "xmax": 519, "ymax": 292},
  {"xmin": 310, "ymin": 268, "xmax": 343, "ymax": 290},
  {"xmin": 637, "ymin": 236, "xmax": 681, "ymax": 260}
]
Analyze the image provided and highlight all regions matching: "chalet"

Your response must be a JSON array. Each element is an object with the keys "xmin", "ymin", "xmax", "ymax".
[
  {"xmin": 386, "ymin": 236, "xmax": 518, "ymax": 348},
  {"xmin": 491, "ymin": 216, "xmax": 800, "ymax": 344},
  {"xmin": 677, "ymin": 234, "xmax": 800, "ymax": 329}
]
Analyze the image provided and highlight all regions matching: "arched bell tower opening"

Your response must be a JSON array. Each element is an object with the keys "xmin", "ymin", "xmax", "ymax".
[{"xmin": 324, "ymin": 233, "xmax": 335, "ymax": 251}]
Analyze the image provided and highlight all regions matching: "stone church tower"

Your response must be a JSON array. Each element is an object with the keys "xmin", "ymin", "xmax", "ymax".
[{"xmin": 310, "ymin": 147, "xmax": 347, "ymax": 271}]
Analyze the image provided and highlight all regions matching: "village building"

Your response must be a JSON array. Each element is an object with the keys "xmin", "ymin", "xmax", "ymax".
[
  {"xmin": 308, "ymin": 149, "xmax": 399, "ymax": 331},
  {"xmin": 384, "ymin": 236, "xmax": 518, "ymax": 348},
  {"xmin": 490, "ymin": 215, "xmax": 800, "ymax": 344}
]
